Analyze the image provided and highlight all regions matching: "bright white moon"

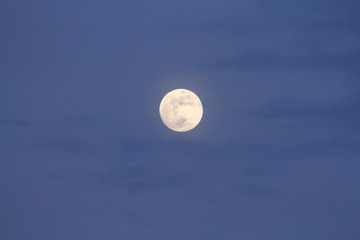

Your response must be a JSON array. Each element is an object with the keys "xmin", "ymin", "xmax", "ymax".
[{"xmin": 159, "ymin": 89, "xmax": 203, "ymax": 132}]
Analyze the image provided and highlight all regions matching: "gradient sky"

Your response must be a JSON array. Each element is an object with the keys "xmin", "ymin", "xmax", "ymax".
[{"xmin": 1, "ymin": 1, "xmax": 360, "ymax": 239}]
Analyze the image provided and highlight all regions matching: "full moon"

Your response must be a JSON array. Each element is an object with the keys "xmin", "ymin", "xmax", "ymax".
[{"xmin": 159, "ymin": 89, "xmax": 203, "ymax": 132}]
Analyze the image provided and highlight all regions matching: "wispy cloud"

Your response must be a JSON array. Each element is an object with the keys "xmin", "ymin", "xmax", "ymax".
[
  {"xmin": 247, "ymin": 91, "xmax": 360, "ymax": 119},
  {"xmin": 200, "ymin": 48, "xmax": 360, "ymax": 74},
  {"xmin": 0, "ymin": 119, "xmax": 34, "ymax": 128}
]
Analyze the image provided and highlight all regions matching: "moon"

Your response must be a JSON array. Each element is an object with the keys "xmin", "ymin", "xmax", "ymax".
[{"xmin": 159, "ymin": 89, "xmax": 203, "ymax": 132}]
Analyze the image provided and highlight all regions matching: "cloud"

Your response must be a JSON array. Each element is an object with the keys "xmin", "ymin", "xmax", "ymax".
[
  {"xmin": 241, "ymin": 91, "xmax": 360, "ymax": 159},
  {"xmin": 199, "ymin": 48, "xmax": 360, "ymax": 75},
  {"xmin": 0, "ymin": 119, "xmax": 34, "ymax": 128},
  {"xmin": 247, "ymin": 91, "xmax": 360, "ymax": 119},
  {"xmin": 126, "ymin": 175, "xmax": 182, "ymax": 195},
  {"xmin": 170, "ymin": 21, "xmax": 263, "ymax": 36},
  {"xmin": 40, "ymin": 136, "xmax": 98, "ymax": 153}
]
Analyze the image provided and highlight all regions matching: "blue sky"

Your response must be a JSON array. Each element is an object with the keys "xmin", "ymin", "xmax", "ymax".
[{"xmin": 1, "ymin": 1, "xmax": 359, "ymax": 239}]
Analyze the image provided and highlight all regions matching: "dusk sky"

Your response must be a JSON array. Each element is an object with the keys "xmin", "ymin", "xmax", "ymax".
[{"xmin": 1, "ymin": 1, "xmax": 360, "ymax": 239}]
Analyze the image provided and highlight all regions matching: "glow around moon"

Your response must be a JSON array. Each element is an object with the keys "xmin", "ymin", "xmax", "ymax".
[{"xmin": 159, "ymin": 89, "xmax": 203, "ymax": 132}]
